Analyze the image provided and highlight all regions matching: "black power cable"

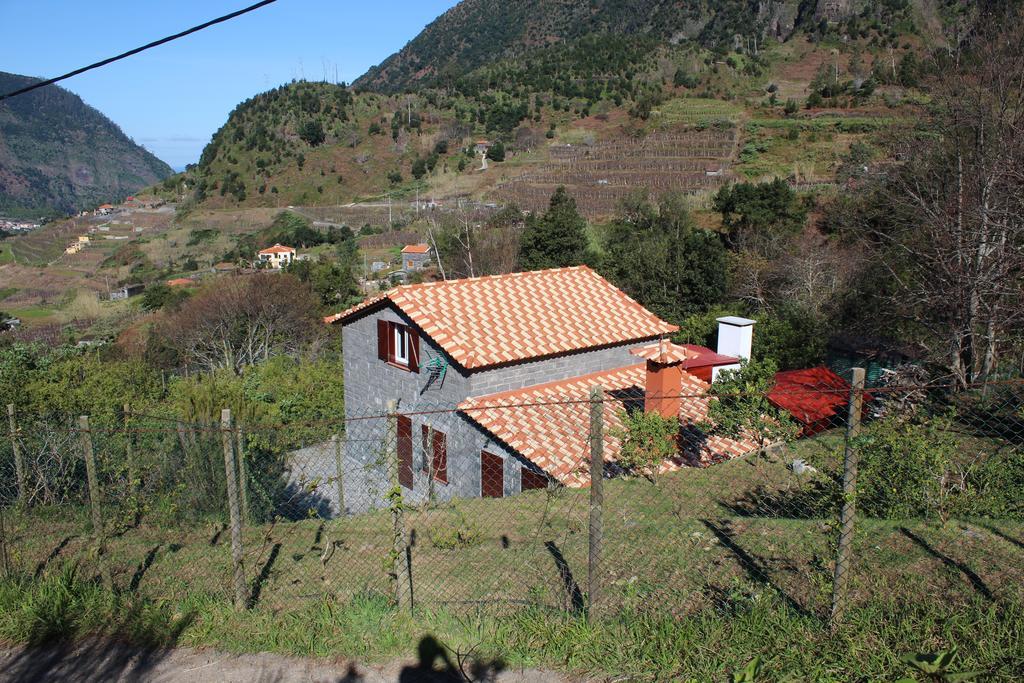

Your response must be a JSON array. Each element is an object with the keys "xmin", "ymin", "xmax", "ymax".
[{"xmin": 0, "ymin": 0, "xmax": 280, "ymax": 102}]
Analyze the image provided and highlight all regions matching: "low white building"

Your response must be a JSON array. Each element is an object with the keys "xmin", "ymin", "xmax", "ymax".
[{"xmin": 257, "ymin": 244, "xmax": 296, "ymax": 269}]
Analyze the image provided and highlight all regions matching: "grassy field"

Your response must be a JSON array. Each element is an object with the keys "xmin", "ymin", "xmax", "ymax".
[
  {"xmin": 652, "ymin": 97, "xmax": 746, "ymax": 127},
  {"xmin": 2, "ymin": 427, "xmax": 1021, "ymax": 679}
]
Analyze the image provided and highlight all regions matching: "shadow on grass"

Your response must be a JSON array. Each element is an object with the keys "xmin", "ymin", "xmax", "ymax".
[
  {"xmin": 702, "ymin": 520, "xmax": 811, "ymax": 617},
  {"xmin": 976, "ymin": 523, "xmax": 1024, "ymax": 552},
  {"xmin": 33, "ymin": 535, "xmax": 76, "ymax": 578},
  {"xmin": 0, "ymin": 566, "xmax": 196, "ymax": 682},
  {"xmin": 899, "ymin": 527, "xmax": 994, "ymax": 601},
  {"xmin": 128, "ymin": 545, "xmax": 161, "ymax": 592},
  {"xmin": 544, "ymin": 541, "xmax": 583, "ymax": 613},
  {"xmin": 397, "ymin": 635, "xmax": 506, "ymax": 682},
  {"xmin": 248, "ymin": 542, "xmax": 282, "ymax": 608}
]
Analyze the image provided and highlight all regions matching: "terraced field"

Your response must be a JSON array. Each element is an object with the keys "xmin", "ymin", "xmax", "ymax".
[{"xmin": 492, "ymin": 128, "xmax": 738, "ymax": 217}]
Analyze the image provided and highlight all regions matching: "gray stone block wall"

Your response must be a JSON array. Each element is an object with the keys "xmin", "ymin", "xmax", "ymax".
[{"xmin": 335, "ymin": 305, "xmax": 650, "ymax": 513}]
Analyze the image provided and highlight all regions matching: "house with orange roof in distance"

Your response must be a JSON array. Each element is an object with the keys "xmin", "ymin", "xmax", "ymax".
[
  {"xmin": 400, "ymin": 243, "xmax": 432, "ymax": 272},
  {"xmin": 317, "ymin": 266, "xmax": 759, "ymax": 515},
  {"xmin": 166, "ymin": 277, "xmax": 194, "ymax": 287},
  {"xmin": 257, "ymin": 243, "xmax": 296, "ymax": 270},
  {"xmin": 96, "ymin": 203, "xmax": 115, "ymax": 216}
]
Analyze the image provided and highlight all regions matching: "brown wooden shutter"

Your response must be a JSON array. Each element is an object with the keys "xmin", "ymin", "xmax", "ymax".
[
  {"xmin": 521, "ymin": 467, "xmax": 548, "ymax": 491},
  {"xmin": 433, "ymin": 429, "xmax": 447, "ymax": 483},
  {"xmin": 481, "ymin": 451, "xmax": 503, "ymax": 498},
  {"xmin": 397, "ymin": 415, "xmax": 413, "ymax": 489},
  {"xmin": 376, "ymin": 319, "xmax": 389, "ymax": 362},
  {"xmin": 407, "ymin": 327, "xmax": 420, "ymax": 373}
]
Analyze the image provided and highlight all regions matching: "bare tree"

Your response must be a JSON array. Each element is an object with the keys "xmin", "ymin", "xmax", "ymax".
[
  {"xmin": 863, "ymin": 9, "xmax": 1024, "ymax": 388},
  {"xmin": 432, "ymin": 206, "xmax": 524, "ymax": 280},
  {"xmin": 159, "ymin": 274, "xmax": 321, "ymax": 373}
]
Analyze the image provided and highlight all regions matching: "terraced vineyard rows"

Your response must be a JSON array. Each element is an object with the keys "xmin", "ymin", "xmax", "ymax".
[{"xmin": 493, "ymin": 128, "xmax": 738, "ymax": 217}]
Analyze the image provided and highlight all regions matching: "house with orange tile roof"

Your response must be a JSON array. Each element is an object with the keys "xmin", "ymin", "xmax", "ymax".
[
  {"xmin": 256, "ymin": 243, "xmax": 296, "ymax": 269},
  {"xmin": 322, "ymin": 266, "xmax": 757, "ymax": 514},
  {"xmin": 400, "ymin": 243, "xmax": 432, "ymax": 272}
]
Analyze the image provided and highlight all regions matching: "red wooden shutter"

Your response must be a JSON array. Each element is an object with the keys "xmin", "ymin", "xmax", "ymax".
[
  {"xmin": 481, "ymin": 451, "xmax": 503, "ymax": 498},
  {"xmin": 433, "ymin": 429, "xmax": 447, "ymax": 483},
  {"xmin": 397, "ymin": 415, "xmax": 413, "ymax": 489},
  {"xmin": 407, "ymin": 327, "xmax": 420, "ymax": 373},
  {"xmin": 521, "ymin": 467, "xmax": 548, "ymax": 491},
  {"xmin": 376, "ymin": 319, "xmax": 389, "ymax": 362}
]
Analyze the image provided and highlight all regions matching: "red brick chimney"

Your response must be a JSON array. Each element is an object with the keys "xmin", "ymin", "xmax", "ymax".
[{"xmin": 630, "ymin": 340, "xmax": 696, "ymax": 419}]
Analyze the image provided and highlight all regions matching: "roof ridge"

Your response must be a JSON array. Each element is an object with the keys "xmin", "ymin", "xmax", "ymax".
[{"xmin": 389, "ymin": 264, "xmax": 595, "ymax": 292}]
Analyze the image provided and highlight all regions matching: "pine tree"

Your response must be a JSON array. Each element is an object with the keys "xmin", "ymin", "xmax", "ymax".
[{"xmin": 518, "ymin": 187, "xmax": 590, "ymax": 270}]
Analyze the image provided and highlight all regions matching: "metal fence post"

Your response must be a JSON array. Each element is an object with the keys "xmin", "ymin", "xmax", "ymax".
[
  {"xmin": 79, "ymin": 415, "xmax": 111, "ymax": 588},
  {"xmin": 332, "ymin": 433, "xmax": 345, "ymax": 516},
  {"xmin": 386, "ymin": 400, "xmax": 410, "ymax": 610},
  {"xmin": 7, "ymin": 405, "xmax": 27, "ymax": 508},
  {"xmin": 830, "ymin": 367, "xmax": 866, "ymax": 626},
  {"xmin": 221, "ymin": 409, "xmax": 249, "ymax": 609},
  {"xmin": 588, "ymin": 385, "xmax": 605, "ymax": 619}
]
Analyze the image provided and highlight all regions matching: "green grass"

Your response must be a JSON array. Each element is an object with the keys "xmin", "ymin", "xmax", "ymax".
[
  {"xmin": 654, "ymin": 97, "xmax": 746, "ymax": 126},
  {"xmin": 0, "ymin": 564, "xmax": 1019, "ymax": 680},
  {"xmin": 2, "ymin": 430, "xmax": 1021, "ymax": 678}
]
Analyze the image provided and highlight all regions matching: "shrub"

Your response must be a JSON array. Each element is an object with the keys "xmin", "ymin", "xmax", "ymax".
[
  {"xmin": 856, "ymin": 415, "xmax": 960, "ymax": 519},
  {"xmin": 428, "ymin": 504, "xmax": 482, "ymax": 549},
  {"xmin": 612, "ymin": 409, "xmax": 678, "ymax": 480}
]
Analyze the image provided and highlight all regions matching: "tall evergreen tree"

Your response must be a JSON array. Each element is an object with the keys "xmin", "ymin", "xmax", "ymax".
[
  {"xmin": 601, "ymin": 192, "xmax": 727, "ymax": 323},
  {"xmin": 518, "ymin": 186, "xmax": 590, "ymax": 270}
]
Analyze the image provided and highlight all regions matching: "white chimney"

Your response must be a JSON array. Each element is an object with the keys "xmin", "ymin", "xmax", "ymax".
[{"xmin": 712, "ymin": 316, "xmax": 756, "ymax": 382}]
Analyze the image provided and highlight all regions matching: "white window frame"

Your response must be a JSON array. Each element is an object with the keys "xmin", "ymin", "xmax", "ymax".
[{"xmin": 393, "ymin": 324, "xmax": 409, "ymax": 365}]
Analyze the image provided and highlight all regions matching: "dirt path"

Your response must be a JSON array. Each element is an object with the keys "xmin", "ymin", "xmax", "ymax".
[{"xmin": 0, "ymin": 640, "xmax": 572, "ymax": 683}]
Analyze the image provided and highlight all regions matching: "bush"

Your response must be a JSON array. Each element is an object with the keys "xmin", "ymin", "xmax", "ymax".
[
  {"xmin": 856, "ymin": 415, "xmax": 960, "ymax": 519},
  {"xmin": 428, "ymin": 504, "xmax": 482, "ymax": 549},
  {"xmin": 612, "ymin": 409, "xmax": 678, "ymax": 480}
]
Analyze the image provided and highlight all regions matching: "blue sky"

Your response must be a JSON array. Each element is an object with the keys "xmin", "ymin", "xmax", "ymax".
[{"xmin": 1, "ymin": 0, "xmax": 459, "ymax": 169}]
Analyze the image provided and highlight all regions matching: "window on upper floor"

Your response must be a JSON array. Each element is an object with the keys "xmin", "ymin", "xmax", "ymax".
[{"xmin": 377, "ymin": 319, "xmax": 419, "ymax": 372}]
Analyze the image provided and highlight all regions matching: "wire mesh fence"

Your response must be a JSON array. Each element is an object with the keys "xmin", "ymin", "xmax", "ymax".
[{"xmin": 0, "ymin": 373, "xmax": 1021, "ymax": 627}]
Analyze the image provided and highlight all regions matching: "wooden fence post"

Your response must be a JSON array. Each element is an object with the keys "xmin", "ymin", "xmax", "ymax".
[
  {"xmin": 0, "ymin": 505, "xmax": 10, "ymax": 579},
  {"xmin": 236, "ymin": 425, "xmax": 250, "ymax": 524},
  {"xmin": 221, "ymin": 409, "xmax": 249, "ymax": 609},
  {"xmin": 7, "ymin": 405, "xmax": 27, "ymax": 508},
  {"xmin": 79, "ymin": 415, "xmax": 111, "ymax": 588},
  {"xmin": 123, "ymin": 404, "xmax": 137, "ymax": 493},
  {"xmin": 385, "ymin": 400, "xmax": 410, "ymax": 610},
  {"xmin": 331, "ymin": 433, "xmax": 345, "ymax": 516},
  {"xmin": 830, "ymin": 367, "xmax": 866, "ymax": 626},
  {"xmin": 588, "ymin": 385, "xmax": 605, "ymax": 619}
]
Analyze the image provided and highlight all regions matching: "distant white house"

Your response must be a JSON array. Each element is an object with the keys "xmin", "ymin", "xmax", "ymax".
[{"xmin": 257, "ymin": 244, "xmax": 296, "ymax": 269}]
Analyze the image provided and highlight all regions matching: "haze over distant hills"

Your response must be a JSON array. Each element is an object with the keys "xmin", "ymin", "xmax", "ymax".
[{"xmin": 0, "ymin": 71, "xmax": 173, "ymax": 219}]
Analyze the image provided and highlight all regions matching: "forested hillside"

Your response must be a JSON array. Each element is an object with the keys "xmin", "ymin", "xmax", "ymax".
[
  {"xmin": 0, "ymin": 72, "xmax": 173, "ymax": 219},
  {"xmin": 354, "ymin": 0, "xmax": 927, "ymax": 93}
]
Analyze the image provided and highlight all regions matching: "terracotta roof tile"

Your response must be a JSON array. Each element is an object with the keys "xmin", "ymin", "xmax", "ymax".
[
  {"xmin": 325, "ymin": 267, "xmax": 678, "ymax": 370},
  {"xmin": 630, "ymin": 340, "xmax": 696, "ymax": 364},
  {"xmin": 459, "ymin": 364, "xmax": 756, "ymax": 487},
  {"xmin": 258, "ymin": 243, "xmax": 295, "ymax": 255},
  {"xmin": 401, "ymin": 244, "xmax": 431, "ymax": 254}
]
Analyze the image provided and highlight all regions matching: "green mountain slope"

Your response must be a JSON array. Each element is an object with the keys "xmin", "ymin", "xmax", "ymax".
[
  {"xmin": 354, "ymin": 0, "xmax": 923, "ymax": 93},
  {"xmin": 0, "ymin": 72, "xmax": 173, "ymax": 219}
]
